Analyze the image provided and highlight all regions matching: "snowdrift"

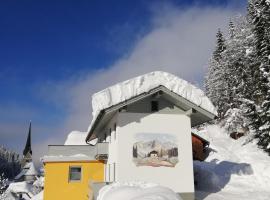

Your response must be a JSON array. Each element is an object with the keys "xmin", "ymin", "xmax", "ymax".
[
  {"xmin": 97, "ymin": 182, "xmax": 182, "ymax": 200},
  {"xmin": 194, "ymin": 125, "xmax": 270, "ymax": 200}
]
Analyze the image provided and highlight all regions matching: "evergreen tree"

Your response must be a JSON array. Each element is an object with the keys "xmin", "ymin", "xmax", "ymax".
[
  {"xmin": 205, "ymin": 29, "xmax": 229, "ymax": 118},
  {"xmin": 213, "ymin": 29, "xmax": 226, "ymax": 61},
  {"xmin": 0, "ymin": 146, "xmax": 21, "ymax": 179},
  {"xmin": 248, "ymin": 0, "xmax": 270, "ymax": 153},
  {"xmin": 0, "ymin": 173, "xmax": 8, "ymax": 199},
  {"xmin": 205, "ymin": 1, "xmax": 270, "ymax": 154},
  {"xmin": 229, "ymin": 20, "xmax": 235, "ymax": 39}
]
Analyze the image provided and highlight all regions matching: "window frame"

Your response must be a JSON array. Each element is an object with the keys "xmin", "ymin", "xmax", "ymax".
[{"xmin": 68, "ymin": 166, "xmax": 82, "ymax": 182}]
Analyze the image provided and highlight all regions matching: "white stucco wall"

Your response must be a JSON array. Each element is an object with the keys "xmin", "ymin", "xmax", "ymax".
[
  {"xmin": 102, "ymin": 113, "xmax": 118, "ymax": 182},
  {"xmin": 113, "ymin": 112, "xmax": 194, "ymax": 194}
]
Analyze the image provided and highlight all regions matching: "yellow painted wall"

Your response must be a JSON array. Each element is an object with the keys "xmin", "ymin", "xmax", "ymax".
[{"xmin": 44, "ymin": 161, "xmax": 104, "ymax": 200}]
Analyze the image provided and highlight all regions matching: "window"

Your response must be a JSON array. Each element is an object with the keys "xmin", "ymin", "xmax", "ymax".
[
  {"xmin": 69, "ymin": 166, "xmax": 81, "ymax": 181},
  {"xmin": 104, "ymin": 131, "xmax": 107, "ymax": 142},
  {"xmin": 151, "ymin": 101, "xmax": 159, "ymax": 112},
  {"xmin": 109, "ymin": 128, "xmax": 112, "ymax": 143},
  {"xmin": 114, "ymin": 123, "xmax": 117, "ymax": 140},
  {"xmin": 113, "ymin": 163, "xmax": 116, "ymax": 181}
]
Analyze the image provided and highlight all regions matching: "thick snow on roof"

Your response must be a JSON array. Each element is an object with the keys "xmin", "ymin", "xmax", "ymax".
[
  {"xmin": 7, "ymin": 181, "xmax": 32, "ymax": 194},
  {"xmin": 64, "ymin": 131, "xmax": 87, "ymax": 145},
  {"xmin": 97, "ymin": 181, "xmax": 182, "ymax": 200},
  {"xmin": 89, "ymin": 71, "xmax": 217, "ymax": 132},
  {"xmin": 42, "ymin": 154, "xmax": 94, "ymax": 162},
  {"xmin": 14, "ymin": 168, "xmax": 28, "ymax": 180}
]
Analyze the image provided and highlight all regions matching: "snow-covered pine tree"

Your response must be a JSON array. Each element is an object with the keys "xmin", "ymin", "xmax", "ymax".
[
  {"xmin": 218, "ymin": 17, "xmax": 255, "ymax": 133},
  {"xmin": 213, "ymin": 29, "xmax": 226, "ymax": 61},
  {"xmin": 0, "ymin": 173, "xmax": 8, "ymax": 199},
  {"xmin": 248, "ymin": 0, "xmax": 270, "ymax": 153},
  {"xmin": 205, "ymin": 29, "xmax": 227, "ymax": 118},
  {"xmin": 0, "ymin": 146, "xmax": 21, "ymax": 179},
  {"xmin": 228, "ymin": 20, "xmax": 235, "ymax": 39}
]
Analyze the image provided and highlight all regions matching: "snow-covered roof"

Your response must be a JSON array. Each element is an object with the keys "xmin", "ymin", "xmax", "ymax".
[
  {"xmin": 92, "ymin": 71, "xmax": 216, "ymax": 117},
  {"xmin": 14, "ymin": 169, "xmax": 28, "ymax": 180},
  {"xmin": 87, "ymin": 71, "xmax": 217, "ymax": 139},
  {"xmin": 24, "ymin": 162, "xmax": 38, "ymax": 176},
  {"xmin": 64, "ymin": 131, "xmax": 87, "ymax": 145},
  {"xmin": 14, "ymin": 162, "xmax": 38, "ymax": 180},
  {"xmin": 31, "ymin": 190, "xmax": 44, "ymax": 200},
  {"xmin": 7, "ymin": 181, "xmax": 32, "ymax": 194},
  {"xmin": 42, "ymin": 154, "xmax": 94, "ymax": 162},
  {"xmin": 42, "ymin": 143, "xmax": 99, "ymax": 162}
]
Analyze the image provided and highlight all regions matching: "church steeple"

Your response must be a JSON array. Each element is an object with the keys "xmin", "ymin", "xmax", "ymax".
[
  {"xmin": 21, "ymin": 122, "xmax": 32, "ymax": 167},
  {"xmin": 23, "ymin": 122, "xmax": 32, "ymax": 156}
]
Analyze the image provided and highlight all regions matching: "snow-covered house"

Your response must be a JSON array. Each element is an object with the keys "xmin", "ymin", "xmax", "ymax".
[
  {"xmin": 85, "ymin": 71, "xmax": 217, "ymax": 200},
  {"xmin": 42, "ymin": 131, "xmax": 105, "ymax": 200}
]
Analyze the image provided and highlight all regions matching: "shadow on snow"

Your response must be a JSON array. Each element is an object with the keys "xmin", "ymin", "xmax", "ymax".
[{"xmin": 194, "ymin": 159, "xmax": 253, "ymax": 199}]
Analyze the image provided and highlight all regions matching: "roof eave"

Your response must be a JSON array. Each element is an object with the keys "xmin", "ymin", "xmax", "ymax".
[{"xmin": 86, "ymin": 85, "xmax": 216, "ymax": 142}]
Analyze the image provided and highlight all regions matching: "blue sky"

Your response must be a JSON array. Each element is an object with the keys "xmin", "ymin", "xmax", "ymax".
[{"xmin": 0, "ymin": 0, "xmax": 246, "ymax": 163}]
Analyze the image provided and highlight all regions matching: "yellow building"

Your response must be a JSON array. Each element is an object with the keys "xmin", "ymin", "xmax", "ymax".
[{"xmin": 43, "ymin": 144, "xmax": 107, "ymax": 200}]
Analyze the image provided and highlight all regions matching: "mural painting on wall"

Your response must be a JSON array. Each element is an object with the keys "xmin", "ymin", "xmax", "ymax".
[{"xmin": 133, "ymin": 133, "xmax": 178, "ymax": 167}]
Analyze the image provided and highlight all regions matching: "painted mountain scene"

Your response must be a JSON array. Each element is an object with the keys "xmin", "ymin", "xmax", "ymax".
[{"xmin": 133, "ymin": 133, "xmax": 178, "ymax": 167}]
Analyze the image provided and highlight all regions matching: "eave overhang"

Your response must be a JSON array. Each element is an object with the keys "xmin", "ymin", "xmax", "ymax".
[{"xmin": 86, "ymin": 85, "xmax": 216, "ymax": 142}]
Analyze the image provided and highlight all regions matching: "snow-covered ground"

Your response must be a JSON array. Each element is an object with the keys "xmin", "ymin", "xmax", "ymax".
[
  {"xmin": 5, "ymin": 124, "xmax": 268, "ymax": 200},
  {"xmin": 97, "ymin": 182, "xmax": 182, "ymax": 200},
  {"xmin": 194, "ymin": 125, "xmax": 270, "ymax": 200}
]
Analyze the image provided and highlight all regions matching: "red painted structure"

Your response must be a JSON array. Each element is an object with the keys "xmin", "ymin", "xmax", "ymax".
[{"xmin": 192, "ymin": 133, "xmax": 209, "ymax": 161}]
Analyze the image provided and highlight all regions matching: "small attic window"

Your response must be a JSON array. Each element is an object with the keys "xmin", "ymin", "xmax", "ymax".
[{"xmin": 151, "ymin": 101, "xmax": 159, "ymax": 112}]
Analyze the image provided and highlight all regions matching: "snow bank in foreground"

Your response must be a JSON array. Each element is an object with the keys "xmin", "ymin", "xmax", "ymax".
[
  {"xmin": 97, "ymin": 182, "xmax": 182, "ymax": 200},
  {"xmin": 194, "ymin": 125, "xmax": 270, "ymax": 200},
  {"xmin": 64, "ymin": 131, "xmax": 87, "ymax": 145},
  {"xmin": 89, "ymin": 71, "xmax": 217, "ymax": 132}
]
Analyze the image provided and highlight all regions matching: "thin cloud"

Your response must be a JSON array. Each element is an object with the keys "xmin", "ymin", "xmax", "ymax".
[{"xmin": 31, "ymin": 4, "xmax": 246, "ymax": 165}]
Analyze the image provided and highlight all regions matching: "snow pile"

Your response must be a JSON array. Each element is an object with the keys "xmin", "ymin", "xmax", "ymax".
[
  {"xmin": 194, "ymin": 125, "xmax": 270, "ymax": 200},
  {"xmin": 32, "ymin": 176, "xmax": 44, "ymax": 195},
  {"xmin": 33, "ymin": 177, "xmax": 44, "ymax": 189},
  {"xmin": 89, "ymin": 71, "xmax": 217, "ymax": 131},
  {"xmin": 97, "ymin": 181, "xmax": 182, "ymax": 200},
  {"xmin": 31, "ymin": 190, "xmax": 43, "ymax": 200},
  {"xmin": 7, "ymin": 181, "xmax": 33, "ymax": 195},
  {"xmin": 64, "ymin": 131, "xmax": 87, "ymax": 145}
]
